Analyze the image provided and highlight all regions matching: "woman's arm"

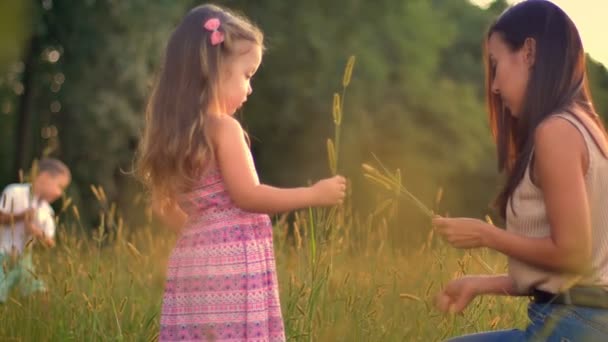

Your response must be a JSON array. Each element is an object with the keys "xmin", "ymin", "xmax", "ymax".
[
  {"xmin": 435, "ymin": 117, "xmax": 592, "ymax": 273},
  {"xmin": 488, "ymin": 118, "xmax": 592, "ymax": 272},
  {"xmin": 436, "ymin": 274, "xmax": 526, "ymax": 313}
]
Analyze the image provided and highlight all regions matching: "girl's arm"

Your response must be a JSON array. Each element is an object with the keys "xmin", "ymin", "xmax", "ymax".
[
  {"xmin": 212, "ymin": 116, "xmax": 345, "ymax": 214},
  {"xmin": 0, "ymin": 211, "xmax": 29, "ymax": 224},
  {"xmin": 435, "ymin": 117, "xmax": 592, "ymax": 273},
  {"xmin": 0, "ymin": 188, "xmax": 33, "ymax": 224}
]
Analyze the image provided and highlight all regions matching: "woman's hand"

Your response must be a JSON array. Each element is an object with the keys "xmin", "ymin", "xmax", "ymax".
[
  {"xmin": 432, "ymin": 217, "xmax": 490, "ymax": 249},
  {"xmin": 436, "ymin": 276, "xmax": 481, "ymax": 314},
  {"xmin": 436, "ymin": 275, "xmax": 521, "ymax": 313}
]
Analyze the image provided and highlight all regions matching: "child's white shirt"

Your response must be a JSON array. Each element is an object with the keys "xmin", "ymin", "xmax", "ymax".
[{"xmin": 0, "ymin": 183, "xmax": 55, "ymax": 254}]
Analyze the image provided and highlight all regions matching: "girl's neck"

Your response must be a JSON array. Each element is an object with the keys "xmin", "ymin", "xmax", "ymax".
[{"xmin": 206, "ymin": 102, "xmax": 224, "ymax": 117}]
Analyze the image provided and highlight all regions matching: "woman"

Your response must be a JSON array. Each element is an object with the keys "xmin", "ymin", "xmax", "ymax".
[{"xmin": 434, "ymin": 1, "xmax": 608, "ymax": 340}]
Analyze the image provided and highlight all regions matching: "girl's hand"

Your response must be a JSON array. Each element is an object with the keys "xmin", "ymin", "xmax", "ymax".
[
  {"xmin": 432, "ymin": 217, "xmax": 490, "ymax": 249},
  {"xmin": 25, "ymin": 220, "xmax": 45, "ymax": 238},
  {"xmin": 43, "ymin": 236, "xmax": 56, "ymax": 248},
  {"xmin": 436, "ymin": 276, "xmax": 481, "ymax": 314},
  {"xmin": 311, "ymin": 175, "xmax": 346, "ymax": 206}
]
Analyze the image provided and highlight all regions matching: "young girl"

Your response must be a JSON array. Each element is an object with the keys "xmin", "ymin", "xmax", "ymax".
[
  {"xmin": 433, "ymin": 1, "xmax": 608, "ymax": 341},
  {"xmin": 136, "ymin": 4, "xmax": 345, "ymax": 341}
]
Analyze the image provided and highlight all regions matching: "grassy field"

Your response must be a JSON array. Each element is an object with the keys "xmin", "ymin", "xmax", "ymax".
[
  {"xmin": 0, "ymin": 191, "xmax": 528, "ymax": 341},
  {"xmin": 0, "ymin": 57, "xmax": 528, "ymax": 341}
]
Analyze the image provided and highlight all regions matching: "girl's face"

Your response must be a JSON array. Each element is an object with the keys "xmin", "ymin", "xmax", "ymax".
[
  {"xmin": 218, "ymin": 41, "xmax": 262, "ymax": 115},
  {"xmin": 487, "ymin": 33, "xmax": 534, "ymax": 117}
]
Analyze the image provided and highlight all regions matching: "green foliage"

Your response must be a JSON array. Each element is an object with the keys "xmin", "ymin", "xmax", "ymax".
[
  {"xmin": 0, "ymin": 0, "xmax": 607, "ymax": 235},
  {"xmin": 0, "ymin": 1, "xmax": 606, "ymax": 338},
  {"xmin": 0, "ymin": 187, "xmax": 527, "ymax": 341},
  {"xmin": 0, "ymin": 1, "xmax": 30, "ymax": 74},
  {"xmin": 0, "ymin": 1, "xmax": 186, "ymax": 224},
  {"xmin": 587, "ymin": 56, "xmax": 608, "ymax": 118}
]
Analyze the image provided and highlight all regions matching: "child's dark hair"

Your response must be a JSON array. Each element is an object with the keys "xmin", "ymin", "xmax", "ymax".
[{"xmin": 38, "ymin": 158, "xmax": 71, "ymax": 180}]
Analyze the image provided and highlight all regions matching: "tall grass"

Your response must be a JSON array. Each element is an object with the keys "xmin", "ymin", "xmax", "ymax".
[
  {"xmin": 0, "ymin": 57, "xmax": 528, "ymax": 341},
  {"xmin": 0, "ymin": 191, "xmax": 169, "ymax": 341}
]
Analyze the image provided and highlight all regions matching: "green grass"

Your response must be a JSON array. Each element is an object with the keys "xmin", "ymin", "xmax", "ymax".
[
  {"xmin": 0, "ymin": 56, "xmax": 529, "ymax": 341},
  {"xmin": 0, "ymin": 205, "xmax": 528, "ymax": 341}
]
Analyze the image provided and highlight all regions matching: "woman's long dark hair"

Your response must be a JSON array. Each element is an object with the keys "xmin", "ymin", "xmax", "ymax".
[{"xmin": 485, "ymin": 0, "xmax": 607, "ymax": 218}]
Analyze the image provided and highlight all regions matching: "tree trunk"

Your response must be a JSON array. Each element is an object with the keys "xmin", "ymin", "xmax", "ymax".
[{"xmin": 13, "ymin": 37, "xmax": 38, "ymax": 181}]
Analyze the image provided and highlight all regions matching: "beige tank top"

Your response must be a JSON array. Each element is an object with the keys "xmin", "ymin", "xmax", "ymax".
[{"xmin": 507, "ymin": 112, "xmax": 608, "ymax": 294}]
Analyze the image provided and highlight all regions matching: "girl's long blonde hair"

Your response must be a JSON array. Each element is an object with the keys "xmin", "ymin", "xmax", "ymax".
[{"xmin": 136, "ymin": 4, "xmax": 263, "ymax": 207}]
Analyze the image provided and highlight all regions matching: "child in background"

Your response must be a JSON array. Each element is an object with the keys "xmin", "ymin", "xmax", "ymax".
[{"xmin": 0, "ymin": 158, "xmax": 70, "ymax": 303}]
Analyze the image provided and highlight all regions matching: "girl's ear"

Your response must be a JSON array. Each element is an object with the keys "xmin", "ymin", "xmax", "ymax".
[{"xmin": 523, "ymin": 37, "xmax": 536, "ymax": 68}]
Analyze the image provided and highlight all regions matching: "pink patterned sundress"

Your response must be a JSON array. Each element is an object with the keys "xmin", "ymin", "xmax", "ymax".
[{"xmin": 159, "ymin": 168, "xmax": 285, "ymax": 341}]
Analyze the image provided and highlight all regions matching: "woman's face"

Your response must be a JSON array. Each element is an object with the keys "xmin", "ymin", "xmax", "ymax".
[{"xmin": 487, "ymin": 32, "xmax": 534, "ymax": 117}]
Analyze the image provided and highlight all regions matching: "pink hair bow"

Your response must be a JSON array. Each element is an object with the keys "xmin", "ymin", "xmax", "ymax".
[{"xmin": 203, "ymin": 18, "xmax": 224, "ymax": 46}]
